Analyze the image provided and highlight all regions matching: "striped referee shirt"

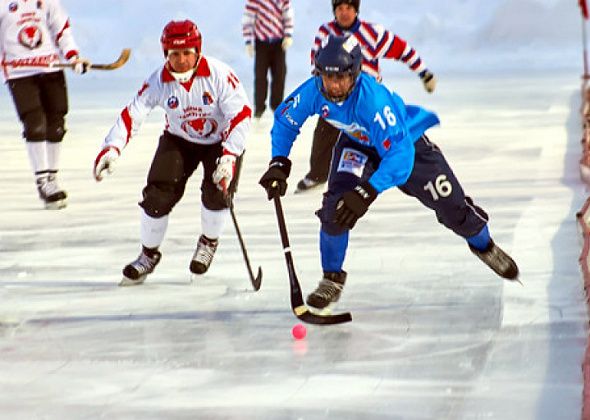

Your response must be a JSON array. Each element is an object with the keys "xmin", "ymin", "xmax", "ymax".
[
  {"xmin": 242, "ymin": 0, "xmax": 294, "ymax": 44},
  {"xmin": 312, "ymin": 18, "xmax": 427, "ymax": 81}
]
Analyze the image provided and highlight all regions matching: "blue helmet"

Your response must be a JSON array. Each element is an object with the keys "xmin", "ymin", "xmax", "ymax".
[
  {"xmin": 314, "ymin": 35, "xmax": 362, "ymax": 78},
  {"xmin": 314, "ymin": 35, "xmax": 362, "ymax": 102}
]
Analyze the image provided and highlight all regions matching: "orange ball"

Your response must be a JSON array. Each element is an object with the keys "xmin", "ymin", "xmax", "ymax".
[{"xmin": 291, "ymin": 323, "xmax": 307, "ymax": 340}]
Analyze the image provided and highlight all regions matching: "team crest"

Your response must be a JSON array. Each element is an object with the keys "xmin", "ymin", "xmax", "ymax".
[
  {"xmin": 321, "ymin": 104, "xmax": 330, "ymax": 118},
  {"xmin": 8, "ymin": 2, "xmax": 17, "ymax": 12},
  {"xmin": 167, "ymin": 96, "xmax": 179, "ymax": 109},
  {"xmin": 18, "ymin": 25, "xmax": 42, "ymax": 50},
  {"xmin": 202, "ymin": 92, "xmax": 214, "ymax": 105},
  {"xmin": 181, "ymin": 118, "xmax": 218, "ymax": 138}
]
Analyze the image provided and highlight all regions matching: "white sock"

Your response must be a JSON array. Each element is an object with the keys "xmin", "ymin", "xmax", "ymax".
[
  {"xmin": 25, "ymin": 141, "xmax": 48, "ymax": 176},
  {"xmin": 140, "ymin": 209, "xmax": 168, "ymax": 249},
  {"xmin": 201, "ymin": 204, "xmax": 229, "ymax": 239},
  {"xmin": 46, "ymin": 141, "xmax": 61, "ymax": 172}
]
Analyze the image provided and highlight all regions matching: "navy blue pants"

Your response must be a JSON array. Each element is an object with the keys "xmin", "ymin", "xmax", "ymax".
[{"xmin": 316, "ymin": 134, "xmax": 488, "ymax": 272}]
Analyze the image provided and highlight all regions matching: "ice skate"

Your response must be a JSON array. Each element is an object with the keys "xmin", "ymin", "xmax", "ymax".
[
  {"xmin": 306, "ymin": 271, "xmax": 347, "ymax": 311},
  {"xmin": 295, "ymin": 176, "xmax": 325, "ymax": 193},
  {"xmin": 120, "ymin": 249, "xmax": 161, "ymax": 286},
  {"xmin": 469, "ymin": 240, "xmax": 519, "ymax": 281},
  {"xmin": 36, "ymin": 174, "xmax": 67, "ymax": 210},
  {"xmin": 190, "ymin": 235, "xmax": 218, "ymax": 275}
]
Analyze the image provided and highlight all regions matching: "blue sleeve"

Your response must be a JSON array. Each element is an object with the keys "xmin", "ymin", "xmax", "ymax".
[
  {"xmin": 270, "ymin": 78, "xmax": 318, "ymax": 158},
  {"xmin": 366, "ymin": 89, "xmax": 440, "ymax": 193},
  {"xmin": 360, "ymin": 87, "xmax": 415, "ymax": 193}
]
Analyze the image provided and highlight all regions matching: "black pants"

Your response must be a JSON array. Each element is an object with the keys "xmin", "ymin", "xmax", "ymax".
[
  {"xmin": 7, "ymin": 71, "xmax": 68, "ymax": 142},
  {"xmin": 254, "ymin": 40, "xmax": 286, "ymax": 116},
  {"xmin": 305, "ymin": 117, "xmax": 341, "ymax": 182},
  {"xmin": 140, "ymin": 131, "xmax": 228, "ymax": 218},
  {"xmin": 317, "ymin": 134, "xmax": 488, "ymax": 238}
]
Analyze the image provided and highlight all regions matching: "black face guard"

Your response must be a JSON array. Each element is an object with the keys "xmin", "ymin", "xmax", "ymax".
[{"xmin": 315, "ymin": 71, "xmax": 358, "ymax": 103}]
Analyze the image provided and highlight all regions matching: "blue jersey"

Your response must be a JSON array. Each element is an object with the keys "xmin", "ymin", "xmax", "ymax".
[{"xmin": 271, "ymin": 72, "xmax": 440, "ymax": 193}]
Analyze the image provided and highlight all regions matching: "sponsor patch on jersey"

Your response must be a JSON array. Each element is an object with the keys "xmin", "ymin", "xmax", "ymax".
[
  {"xmin": 18, "ymin": 25, "xmax": 42, "ymax": 50},
  {"xmin": 337, "ymin": 148, "xmax": 367, "ymax": 177},
  {"xmin": 321, "ymin": 104, "xmax": 330, "ymax": 118},
  {"xmin": 8, "ymin": 2, "xmax": 17, "ymax": 12},
  {"xmin": 202, "ymin": 92, "xmax": 214, "ymax": 105},
  {"xmin": 167, "ymin": 96, "xmax": 179, "ymax": 109}
]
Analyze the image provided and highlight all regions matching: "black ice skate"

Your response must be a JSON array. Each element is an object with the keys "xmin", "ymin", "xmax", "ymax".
[
  {"xmin": 190, "ymin": 235, "xmax": 218, "ymax": 275},
  {"xmin": 36, "ymin": 174, "xmax": 67, "ymax": 210},
  {"xmin": 469, "ymin": 240, "xmax": 519, "ymax": 281},
  {"xmin": 295, "ymin": 176, "xmax": 325, "ymax": 194},
  {"xmin": 306, "ymin": 271, "xmax": 347, "ymax": 310},
  {"xmin": 120, "ymin": 249, "xmax": 162, "ymax": 286}
]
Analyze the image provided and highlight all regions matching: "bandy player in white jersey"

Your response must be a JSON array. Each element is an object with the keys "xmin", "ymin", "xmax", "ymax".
[
  {"xmin": 0, "ymin": 0, "xmax": 89, "ymax": 209},
  {"xmin": 93, "ymin": 19, "xmax": 252, "ymax": 286}
]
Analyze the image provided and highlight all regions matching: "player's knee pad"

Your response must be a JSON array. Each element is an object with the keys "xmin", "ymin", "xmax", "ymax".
[
  {"xmin": 316, "ymin": 206, "xmax": 348, "ymax": 236},
  {"xmin": 201, "ymin": 183, "xmax": 229, "ymax": 211},
  {"xmin": 21, "ymin": 110, "xmax": 46, "ymax": 141},
  {"xmin": 45, "ymin": 114, "xmax": 66, "ymax": 142},
  {"xmin": 139, "ymin": 184, "xmax": 181, "ymax": 217}
]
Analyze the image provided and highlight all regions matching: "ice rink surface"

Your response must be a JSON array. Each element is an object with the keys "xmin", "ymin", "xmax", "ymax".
[{"xmin": 0, "ymin": 68, "xmax": 587, "ymax": 418}]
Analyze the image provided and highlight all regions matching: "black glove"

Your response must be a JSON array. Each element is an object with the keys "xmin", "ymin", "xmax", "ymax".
[
  {"xmin": 334, "ymin": 181, "xmax": 378, "ymax": 229},
  {"xmin": 259, "ymin": 156, "xmax": 292, "ymax": 200}
]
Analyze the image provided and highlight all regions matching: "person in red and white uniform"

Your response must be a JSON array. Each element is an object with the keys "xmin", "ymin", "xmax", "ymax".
[
  {"xmin": 295, "ymin": 0, "xmax": 437, "ymax": 193},
  {"xmin": 242, "ymin": 0, "xmax": 294, "ymax": 118},
  {"xmin": 93, "ymin": 19, "xmax": 252, "ymax": 286},
  {"xmin": 0, "ymin": 0, "xmax": 89, "ymax": 209}
]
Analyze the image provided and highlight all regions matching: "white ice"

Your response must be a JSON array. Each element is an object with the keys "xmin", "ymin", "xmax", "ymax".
[{"xmin": 0, "ymin": 1, "xmax": 588, "ymax": 419}]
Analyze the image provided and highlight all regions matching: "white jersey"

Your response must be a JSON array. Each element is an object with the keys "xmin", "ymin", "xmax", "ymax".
[
  {"xmin": 0, "ymin": 0, "xmax": 79, "ymax": 81},
  {"xmin": 103, "ymin": 56, "xmax": 252, "ymax": 156}
]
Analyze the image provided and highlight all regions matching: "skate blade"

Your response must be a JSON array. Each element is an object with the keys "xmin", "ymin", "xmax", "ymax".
[
  {"xmin": 308, "ymin": 302, "xmax": 337, "ymax": 316},
  {"xmin": 44, "ymin": 199, "xmax": 67, "ymax": 210},
  {"xmin": 119, "ymin": 275, "xmax": 146, "ymax": 287}
]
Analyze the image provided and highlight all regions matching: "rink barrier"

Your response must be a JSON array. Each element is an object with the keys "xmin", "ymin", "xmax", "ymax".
[{"xmin": 578, "ymin": 76, "xmax": 590, "ymax": 420}]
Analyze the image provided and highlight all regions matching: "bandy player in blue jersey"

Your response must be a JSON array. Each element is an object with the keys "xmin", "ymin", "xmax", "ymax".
[{"xmin": 259, "ymin": 35, "xmax": 519, "ymax": 310}]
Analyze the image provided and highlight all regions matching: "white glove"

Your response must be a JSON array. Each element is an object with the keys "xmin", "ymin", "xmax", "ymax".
[
  {"xmin": 281, "ymin": 36, "xmax": 293, "ymax": 51},
  {"xmin": 420, "ymin": 69, "xmax": 436, "ymax": 93},
  {"xmin": 212, "ymin": 153, "xmax": 237, "ymax": 191},
  {"xmin": 245, "ymin": 44, "xmax": 254, "ymax": 58},
  {"xmin": 69, "ymin": 55, "xmax": 91, "ymax": 75},
  {"xmin": 93, "ymin": 146, "xmax": 120, "ymax": 182}
]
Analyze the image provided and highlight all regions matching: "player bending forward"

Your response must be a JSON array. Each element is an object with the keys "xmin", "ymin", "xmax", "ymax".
[
  {"xmin": 259, "ymin": 35, "xmax": 518, "ymax": 310},
  {"xmin": 94, "ymin": 20, "xmax": 252, "ymax": 286}
]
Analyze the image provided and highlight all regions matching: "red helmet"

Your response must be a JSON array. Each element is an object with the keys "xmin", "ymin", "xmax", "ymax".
[{"xmin": 160, "ymin": 20, "xmax": 202, "ymax": 56}]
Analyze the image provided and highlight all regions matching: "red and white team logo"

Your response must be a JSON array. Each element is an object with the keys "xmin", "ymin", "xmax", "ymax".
[
  {"xmin": 181, "ymin": 118, "xmax": 218, "ymax": 138},
  {"xmin": 18, "ymin": 25, "xmax": 43, "ymax": 50},
  {"xmin": 167, "ymin": 96, "xmax": 179, "ymax": 109}
]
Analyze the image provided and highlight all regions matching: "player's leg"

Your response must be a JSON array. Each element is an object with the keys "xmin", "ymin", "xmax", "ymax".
[
  {"xmin": 7, "ymin": 74, "xmax": 60, "ymax": 208},
  {"xmin": 309, "ymin": 135, "xmax": 381, "ymax": 308},
  {"xmin": 40, "ymin": 71, "xmax": 69, "ymax": 208},
  {"xmin": 269, "ymin": 42, "xmax": 286, "ymax": 112},
  {"xmin": 254, "ymin": 41, "xmax": 271, "ymax": 118},
  {"xmin": 121, "ymin": 132, "xmax": 194, "ymax": 285},
  {"xmin": 190, "ymin": 142, "xmax": 229, "ymax": 275},
  {"xmin": 399, "ymin": 135, "xmax": 518, "ymax": 280},
  {"xmin": 296, "ymin": 118, "xmax": 341, "ymax": 192}
]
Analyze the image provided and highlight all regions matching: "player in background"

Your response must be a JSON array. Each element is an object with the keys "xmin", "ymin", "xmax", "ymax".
[
  {"xmin": 259, "ymin": 35, "xmax": 518, "ymax": 310},
  {"xmin": 93, "ymin": 20, "xmax": 252, "ymax": 286},
  {"xmin": 0, "ymin": 0, "xmax": 90, "ymax": 209},
  {"xmin": 295, "ymin": 0, "xmax": 436, "ymax": 193},
  {"xmin": 242, "ymin": 0, "xmax": 294, "ymax": 118}
]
